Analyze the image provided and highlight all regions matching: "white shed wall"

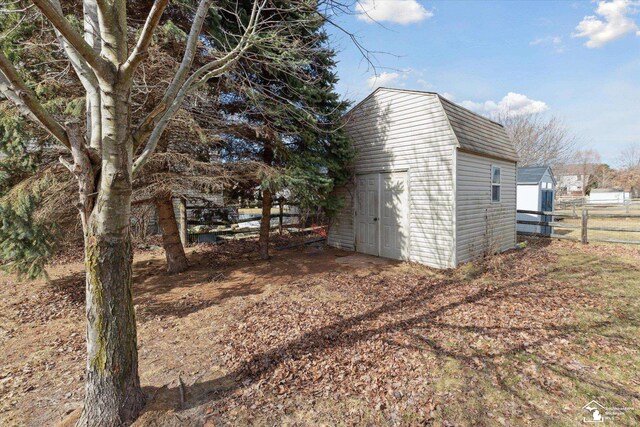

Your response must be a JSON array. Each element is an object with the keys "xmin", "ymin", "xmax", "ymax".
[
  {"xmin": 327, "ymin": 90, "xmax": 458, "ymax": 268},
  {"xmin": 589, "ymin": 191, "xmax": 629, "ymax": 204},
  {"xmin": 516, "ymin": 184, "xmax": 540, "ymax": 234},
  {"xmin": 456, "ymin": 151, "xmax": 517, "ymax": 263}
]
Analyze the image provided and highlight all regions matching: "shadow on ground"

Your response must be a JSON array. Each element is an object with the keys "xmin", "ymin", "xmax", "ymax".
[{"xmin": 136, "ymin": 242, "xmax": 640, "ymax": 425}]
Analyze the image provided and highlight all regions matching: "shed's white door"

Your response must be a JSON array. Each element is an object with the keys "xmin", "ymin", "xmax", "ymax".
[
  {"xmin": 380, "ymin": 172, "xmax": 408, "ymax": 260},
  {"xmin": 356, "ymin": 174, "xmax": 379, "ymax": 256},
  {"xmin": 355, "ymin": 172, "xmax": 408, "ymax": 260}
]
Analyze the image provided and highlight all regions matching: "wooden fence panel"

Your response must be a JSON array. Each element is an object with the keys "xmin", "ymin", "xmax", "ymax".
[{"xmin": 517, "ymin": 209, "xmax": 640, "ymax": 245}]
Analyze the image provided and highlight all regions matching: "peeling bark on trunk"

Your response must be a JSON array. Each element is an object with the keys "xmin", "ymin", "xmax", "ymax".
[{"xmin": 156, "ymin": 197, "xmax": 188, "ymax": 274}]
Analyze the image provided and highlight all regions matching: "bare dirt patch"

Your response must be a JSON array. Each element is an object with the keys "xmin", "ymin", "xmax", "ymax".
[{"xmin": 1, "ymin": 239, "xmax": 639, "ymax": 426}]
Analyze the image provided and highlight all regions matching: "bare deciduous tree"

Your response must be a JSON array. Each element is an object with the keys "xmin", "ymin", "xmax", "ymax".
[
  {"xmin": 0, "ymin": 0, "xmax": 265, "ymax": 424},
  {"xmin": 575, "ymin": 149, "xmax": 601, "ymax": 195},
  {"xmin": 616, "ymin": 142, "xmax": 640, "ymax": 171},
  {"xmin": 495, "ymin": 113, "xmax": 576, "ymax": 166}
]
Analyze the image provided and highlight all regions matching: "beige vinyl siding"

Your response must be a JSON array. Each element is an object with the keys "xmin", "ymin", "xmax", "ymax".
[
  {"xmin": 456, "ymin": 151, "xmax": 517, "ymax": 263},
  {"xmin": 327, "ymin": 185, "xmax": 355, "ymax": 250},
  {"xmin": 328, "ymin": 87, "xmax": 518, "ymax": 268},
  {"xmin": 328, "ymin": 89, "xmax": 457, "ymax": 268}
]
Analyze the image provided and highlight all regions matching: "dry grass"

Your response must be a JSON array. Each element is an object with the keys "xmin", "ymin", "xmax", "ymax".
[
  {"xmin": 554, "ymin": 204, "xmax": 640, "ymax": 243},
  {"xmin": 0, "ymin": 239, "xmax": 639, "ymax": 426},
  {"xmin": 554, "ymin": 215, "xmax": 640, "ymax": 242}
]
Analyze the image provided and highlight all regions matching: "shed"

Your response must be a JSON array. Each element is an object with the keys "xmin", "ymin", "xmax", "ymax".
[
  {"xmin": 588, "ymin": 188, "xmax": 630, "ymax": 205},
  {"xmin": 516, "ymin": 166, "xmax": 555, "ymax": 235},
  {"xmin": 327, "ymin": 88, "xmax": 518, "ymax": 269}
]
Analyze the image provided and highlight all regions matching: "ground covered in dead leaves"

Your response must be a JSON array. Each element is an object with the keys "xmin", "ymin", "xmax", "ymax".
[{"xmin": 1, "ymin": 239, "xmax": 639, "ymax": 426}]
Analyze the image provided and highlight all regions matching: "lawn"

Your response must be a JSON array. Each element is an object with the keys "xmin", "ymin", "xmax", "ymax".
[
  {"xmin": 553, "ymin": 214, "xmax": 640, "ymax": 243},
  {"xmin": 1, "ymin": 238, "xmax": 639, "ymax": 426}
]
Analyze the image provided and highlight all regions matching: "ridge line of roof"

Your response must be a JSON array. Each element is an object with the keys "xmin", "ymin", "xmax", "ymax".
[
  {"xmin": 436, "ymin": 93, "xmax": 505, "ymax": 129},
  {"xmin": 346, "ymin": 87, "xmax": 506, "ymax": 130}
]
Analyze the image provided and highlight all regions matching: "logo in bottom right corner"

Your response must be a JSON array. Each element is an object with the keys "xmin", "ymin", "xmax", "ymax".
[{"xmin": 582, "ymin": 399, "xmax": 634, "ymax": 423}]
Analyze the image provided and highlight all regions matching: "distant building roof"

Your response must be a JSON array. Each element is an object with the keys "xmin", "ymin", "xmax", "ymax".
[
  {"xmin": 517, "ymin": 166, "xmax": 554, "ymax": 185},
  {"xmin": 590, "ymin": 188, "xmax": 625, "ymax": 193}
]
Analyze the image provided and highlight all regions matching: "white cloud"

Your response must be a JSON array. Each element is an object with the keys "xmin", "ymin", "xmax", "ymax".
[
  {"xmin": 356, "ymin": 0, "xmax": 433, "ymax": 25},
  {"xmin": 416, "ymin": 78, "xmax": 431, "ymax": 89},
  {"xmin": 529, "ymin": 35, "xmax": 562, "ymax": 46},
  {"xmin": 573, "ymin": 0, "xmax": 640, "ymax": 48},
  {"xmin": 530, "ymin": 35, "xmax": 565, "ymax": 53},
  {"xmin": 461, "ymin": 92, "xmax": 549, "ymax": 117},
  {"xmin": 367, "ymin": 72, "xmax": 401, "ymax": 89},
  {"xmin": 460, "ymin": 100, "xmax": 499, "ymax": 114}
]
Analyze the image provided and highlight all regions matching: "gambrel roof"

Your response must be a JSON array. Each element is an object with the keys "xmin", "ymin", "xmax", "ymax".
[
  {"xmin": 438, "ymin": 96, "xmax": 518, "ymax": 162},
  {"xmin": 347, "ymin": 88, "xmax": 518, "ymax": 163}
]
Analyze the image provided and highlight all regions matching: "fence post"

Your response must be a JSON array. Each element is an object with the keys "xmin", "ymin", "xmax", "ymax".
[
  {"xmin": 178, "ymin": 197, "xmax": 187, "ymax": 246},
  {"xmin": 581, "ymin": 209, "xmax": 588, "ymax": 244},
  {"xmin": 278, "ymin": 199, "xmax": 283, "ymax": 235}
]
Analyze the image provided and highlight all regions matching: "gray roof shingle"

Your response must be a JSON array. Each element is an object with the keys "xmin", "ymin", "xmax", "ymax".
[
  {"xmin": 438, "ymin": 96, "xmax": 519, "ymax": 162},
  {"xmin": 517, "ymin": 166, "xmax": 551, "ymax": 184}
]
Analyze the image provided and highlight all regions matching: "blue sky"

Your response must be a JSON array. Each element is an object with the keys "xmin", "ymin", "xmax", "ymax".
[{"xmin": 326, "ymin": 0, "xmax": 640, "ymax": 165}]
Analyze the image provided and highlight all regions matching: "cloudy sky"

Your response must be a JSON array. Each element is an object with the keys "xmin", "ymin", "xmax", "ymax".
[{"xmin": 326, "ymin": 0, "xmax": 640, "ymax": 164}]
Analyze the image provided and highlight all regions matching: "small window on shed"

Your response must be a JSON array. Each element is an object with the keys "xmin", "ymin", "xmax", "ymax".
[{"xmin": 491, "ymin": 166, "xmax": 501, "ymax": 202}]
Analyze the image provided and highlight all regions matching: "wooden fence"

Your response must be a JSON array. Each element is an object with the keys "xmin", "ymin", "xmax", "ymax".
[
  {"xmin": 517, "ymin": 209, "xmax": 640, "ymax": 245},
  {"xmin": 186, "ymin": 212, "xmax": 302, "ymax": 244},
  {"xmin": 555, "ymin": 197, "xmax": 640, "ymax": 214}
]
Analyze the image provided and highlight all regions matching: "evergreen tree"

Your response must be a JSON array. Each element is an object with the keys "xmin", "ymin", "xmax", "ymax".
[
  {"xmin": 0, "ymin": 182, "xmax": 55, "ymax": 279},
  {"xmin": 215, "ymin": 0, "xmax": 353, "ymax": 259}
]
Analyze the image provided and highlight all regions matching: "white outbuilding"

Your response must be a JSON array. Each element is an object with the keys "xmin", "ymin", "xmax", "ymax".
[
  {"xmin": 327, "ymin": 88, "xmax": 518, "ymax": 269},
  {"xmin": 588, "ymin": 188, "xmax": 630, "ymax": 205},
  {"xmin": 516, "ymin": 166, "xmax": 555, "ymax": 235}
]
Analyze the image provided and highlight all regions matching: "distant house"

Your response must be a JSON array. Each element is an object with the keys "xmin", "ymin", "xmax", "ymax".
[
  {"xmin": 555, "ymin": 164, "xmax": 596, "ymax": 196},
  {"xmin": 588, "ymin": 188, "xmax": 630, "ymax": 205},
  {"xmin": 517, "ymin": 166, "xmax": 555, "ymax": 235},
  {"xmin": 327, "ymin": 87, "xmax": 518, "ymax": 269}
]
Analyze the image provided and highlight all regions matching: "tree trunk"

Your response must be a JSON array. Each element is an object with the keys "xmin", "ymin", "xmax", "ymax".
[
  {"xmin": 77, "ymin": 79, "xmax": 145, "ymax": 425},
  {"xmin": 259, "ymin": 142, "xmax": 274, "ymax": 260},
  {"xmin": 259, "ymin": 188, "xmax": 272, "ymax": 260},
  {"xmin": 156, "ymin": 197, "xmax": 188, "ymax": 274},
  {"xmin": 80, "ymin": 230, "xmax": 145, "ymax": 425}
]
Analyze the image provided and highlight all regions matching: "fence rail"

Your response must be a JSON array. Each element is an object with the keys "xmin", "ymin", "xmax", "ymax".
[
  {"xmin": 186, "ymin": 212, "xmax": 303, "ymax": 244},
  {"xmin": 517, "ymin": 209, "xmax": 640, "ymax": 245},
  {"xmin": 555, "ymin": 197, "xmax": 640, "ymax": 215}
]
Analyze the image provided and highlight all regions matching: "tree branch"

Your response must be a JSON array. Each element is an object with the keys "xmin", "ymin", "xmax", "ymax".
[
  {"xmin": 0, "ymin": 51, "xmax": 70, "ymax": 149},
  {"xmin": 122, "ymin": 0, "xmax": 169, "ymax": 78},
  {"xmin": 131, "ymin": 0, "xmax": 264, "ymax": 176},
  {"xmin": 31, "ymin": 0, "xmax": 112, "ymax": 78},
  {"xmin": 132, "ymin": 0, "xmax": 215, "ymax": 149},
  {"xmin": 62, "ymin": 122, "xmax": 96, "ymax": 234}
]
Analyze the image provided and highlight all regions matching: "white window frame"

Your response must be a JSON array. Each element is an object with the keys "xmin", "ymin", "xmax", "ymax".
[{"xmin": 491, "ymin": 165, "xmax": 501, "ymax": 203}]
